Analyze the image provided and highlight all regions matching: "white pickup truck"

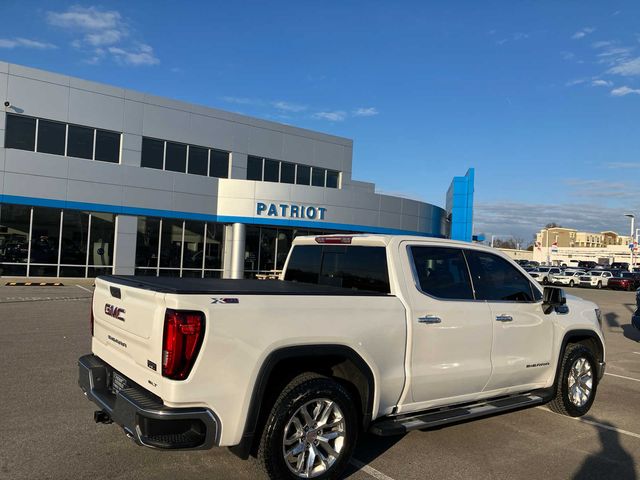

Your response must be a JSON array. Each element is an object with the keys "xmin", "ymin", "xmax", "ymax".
[{"xmin": 79, "ymin": 235, "xmax": 606, "ymax": 480}]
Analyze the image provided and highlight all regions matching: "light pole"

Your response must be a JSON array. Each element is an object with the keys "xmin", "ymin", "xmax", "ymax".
[{"xmin": 625, "ymin": 213, "xmax": 635, "ymax": 271}]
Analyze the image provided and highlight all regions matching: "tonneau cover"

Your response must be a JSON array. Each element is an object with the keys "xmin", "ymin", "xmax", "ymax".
[{"xmin": 99, "ymin": 275, "xmax": 390, "ymax": 296}]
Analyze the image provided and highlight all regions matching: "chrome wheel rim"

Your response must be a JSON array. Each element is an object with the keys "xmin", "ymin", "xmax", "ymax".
[
  {"xmin": 568, "ymin": 357, "xmax": 593, "ymax": 407},
  {"xmin": 282, "ymin": 398, "xmax": 346, "ymax": 478}
]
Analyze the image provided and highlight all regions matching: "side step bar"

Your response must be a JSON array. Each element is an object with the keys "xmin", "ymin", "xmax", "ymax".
[{"xmin": 370, "ymin": 393, "xmax": 547, "ymax": 436}]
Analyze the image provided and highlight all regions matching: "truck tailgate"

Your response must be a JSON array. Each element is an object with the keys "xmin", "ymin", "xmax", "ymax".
[{"xmin": 92, "ymin": 277, "xmax": 165, "ymax": 380}]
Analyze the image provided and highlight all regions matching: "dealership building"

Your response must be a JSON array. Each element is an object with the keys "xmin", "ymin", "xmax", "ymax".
[{"xmin": 0, "ymin": 62, "xmax": 474, "ymax": 279}]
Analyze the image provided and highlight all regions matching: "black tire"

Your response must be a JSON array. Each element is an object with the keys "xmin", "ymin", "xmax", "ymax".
[
  {"xmin": 597, "ymin": 281, "xmax": 602, "ymax": 289},
  {"xmin": 569, "ymin": 280, "xmax": 575, "ymax": 287},
  {"xmin": 548, "ymin": 344, "xmax": 598, "ymax": 417},
  {"xmin": 257, "ymin": 373, "xmax": 358, "ymax": 480}
]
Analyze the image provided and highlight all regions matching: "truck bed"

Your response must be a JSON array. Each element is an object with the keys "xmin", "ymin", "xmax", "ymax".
[{"xmin": 100, "ymin": 275, "xmax": 391, "ymax": 296}]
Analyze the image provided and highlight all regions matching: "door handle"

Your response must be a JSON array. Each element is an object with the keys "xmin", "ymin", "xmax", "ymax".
[
  {"xmin": 418, "ymin": 315, "xmax": 442, "ymax": 324},
  {"xmin": 495, "ymin": 315, "xmax": 513, "ymax": 322}
]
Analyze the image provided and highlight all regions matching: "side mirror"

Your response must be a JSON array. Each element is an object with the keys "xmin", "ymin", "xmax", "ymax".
[{"xmin": 542, "ymin": 286, "xmax": 566, "ymax": 314}]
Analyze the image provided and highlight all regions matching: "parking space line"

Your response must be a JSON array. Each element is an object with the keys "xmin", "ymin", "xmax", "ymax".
[
  {"xmin": 633, "ymin": 352, "xmax": 640, "ymax": 355},
  {"xmin": 76, "ymin": 284, "xmax": 93, "ymax": 293},
  {"xmin": 537, "ymin": 407, "xmax": 640, "ymax": 440},
  {"xmin": 605, "ymin": 372, "xmax": 640, "ymax": 383},
  {"xmin": 350, "ymin": 458, "xmax": 396, "ymax": 480}
]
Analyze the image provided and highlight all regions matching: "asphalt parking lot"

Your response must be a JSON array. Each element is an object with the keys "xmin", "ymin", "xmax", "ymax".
[{"xmin": 0, "ymin": 284, "xmax": 638, "ymax": 480}]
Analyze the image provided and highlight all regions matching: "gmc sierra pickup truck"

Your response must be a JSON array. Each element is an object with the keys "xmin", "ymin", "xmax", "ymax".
[{"xmin": 79, "ymin": 235, "xmax": 606, "ymax": 480}]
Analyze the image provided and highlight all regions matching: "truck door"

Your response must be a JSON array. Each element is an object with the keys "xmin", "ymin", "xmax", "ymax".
[
  {"xmin": 464, "ymin": 250, "xmax": 554, "ymax": 391},
  {"xmin": 400, "ymin": 243, "xmax": 493, "ymax": 406}
]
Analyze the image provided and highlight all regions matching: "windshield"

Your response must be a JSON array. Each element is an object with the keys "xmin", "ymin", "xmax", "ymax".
[
  {"xmin": 587, "ymin": 271, "xmax": 603, "ymax": 276},
  {"xmin": 537, "ymin": 267, "xmax": 551, "ymax": 272}
]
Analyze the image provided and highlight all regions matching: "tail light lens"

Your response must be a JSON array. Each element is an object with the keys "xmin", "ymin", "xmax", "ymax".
[{"xmin": 162, "ymin": 309, "xmax": 205, "ymax": 380}]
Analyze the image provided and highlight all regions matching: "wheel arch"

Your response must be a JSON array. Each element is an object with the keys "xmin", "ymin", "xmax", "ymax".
[
  {"xmin": 552, "ymin": 329, "xmax": 605, "ymax": 388},
  {"xmin": 229, "ymin": 344, "xmax": 375, "ymax": 459}
]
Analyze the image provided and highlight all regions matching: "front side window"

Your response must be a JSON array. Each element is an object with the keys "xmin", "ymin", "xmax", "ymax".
[
  {"xmin": 410, "ymin": 246, "xmax": 474, "ymax": 300},
  {"xmin": 465, "ymin": 250, "xmax": 538, "ymax": 302}
]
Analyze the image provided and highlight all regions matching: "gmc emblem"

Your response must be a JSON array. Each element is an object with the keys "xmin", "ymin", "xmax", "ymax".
[{"xmin": 105, "ymin": 303, "xmax": 126, "ymax": 321}]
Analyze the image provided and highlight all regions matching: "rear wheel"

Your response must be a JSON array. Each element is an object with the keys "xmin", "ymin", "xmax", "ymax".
[
  {"xmin": 257, "ymin": 373, "xmax": 358, "ymax": 480},
  {"xmin": 542, "ymin": 277, "xmax": 549, "ymax": 285},
  {"xmin": 569, "ymin": 280, "xmax": 575, "ymax": 287},
  {"xmin": 597, "ymin": 281, "xmax": 602, "ymax": 289},
  {"xmin": 548, "ymin": 344, "xmax": 598, "ymax": 417}
]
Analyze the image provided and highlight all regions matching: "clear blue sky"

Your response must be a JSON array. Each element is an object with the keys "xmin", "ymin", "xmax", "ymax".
[{"xmin": 2, "ymin": 1, "xmax": 639, "ymax": 242}]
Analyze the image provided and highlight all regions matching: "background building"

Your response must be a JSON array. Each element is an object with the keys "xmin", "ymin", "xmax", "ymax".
[
  {"xmin": 0, "ymin": 62, "xmax": 473, "ymax": 279},
  {"xmin": 533, "ymin": 226, "xmax": 635, "ymax": 266}
]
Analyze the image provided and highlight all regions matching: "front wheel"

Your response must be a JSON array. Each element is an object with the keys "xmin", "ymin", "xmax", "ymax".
[
  {"xmin": 548, "ymin": 344, "xmax": 598, "ymax": 417},
  {"xmin": 257, "ymin": 373, "xmax": 358, "ymax": 480},
  {"xmin": 597, "ymin": 281, "xmax": 602, "ymax": 289},
  {"xmin": 542, "ymin": 277, "xmax": 549, "ymax": 285},
  {"xmin": 569, "ymin": 280, "xmax": 575, "ymax": 287}
]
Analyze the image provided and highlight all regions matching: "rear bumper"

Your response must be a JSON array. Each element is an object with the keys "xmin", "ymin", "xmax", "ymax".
[{"xmin": 78, "ymin": 354, "xmax": 219, "ymax": 450}]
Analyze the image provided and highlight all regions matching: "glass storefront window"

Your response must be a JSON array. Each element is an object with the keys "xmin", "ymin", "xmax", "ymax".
[
  {"xmin": 244, "ymin": 226, "xmax": 260, "ymax": 272},
  {"xmin": 160, "ymin": 219, "xmax": 183, "ymax": 268},
  {"xmin": 141, "ymin": 138, "xmax": 164, "ymax": 169},
  {"xmin": 94, "ymin": 130, "xmax": 120, "ymax": 163},
  {"xmin": 67, "ymin": 125, "xmax": 94, "ymax": 160},
  {"xmin": 276, "ymin": 229, "xmax": 293, "ymax": 270},
  {"xmin": 90, "ymin": 213, "xmax": 115, "ymax": 266},
  {"xmin": 0, "ymin": 204, "xmax": 31, "ymax": 276},
  {"xmin": 187, "ymin": 146, "xmax": 208, "ymax": 176},
  {"xmin": 60, "ymin": 210, "xmax": 89, "ymax": 266},
  {"xmin": 204, "ymin": 223, "xmax": 223, "ymax": 271},
  {"xmin": 182, "ymin": 221, "xmax": 205, "ymax": 269},
  {"xmin": 259, "ymin": 228, "xmax": 277, "ymax": 271},
  {"xmin": 165, "ymin": 142, "xmax": 187, "ymax": 173},
  {"xmin": 30, "ymin": 207, "xmax": 60, "ymax": 272},
  {"xmin": 136, "ymin": 217, "xmax": 161, "ymax": 270},
  {"xmin": 210, "ymin": 150, "xmax": 229, "ymax": 178}
]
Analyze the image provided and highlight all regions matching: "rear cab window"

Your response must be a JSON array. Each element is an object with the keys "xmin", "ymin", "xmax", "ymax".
[
  {"xmin": 409, "ymin": 246, "xmax": 474, "ymax": 299},
  {"xmin": 284, "ymin": 245, "xmax": 391, "ymax": 294}
]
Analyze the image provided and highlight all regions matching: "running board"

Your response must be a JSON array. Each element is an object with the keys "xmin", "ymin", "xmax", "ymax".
[{"xmin": 370, "ymin": 393, "xmax": 546, "ymax": 436}]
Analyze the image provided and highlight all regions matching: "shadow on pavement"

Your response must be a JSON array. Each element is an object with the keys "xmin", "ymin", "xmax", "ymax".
[
  {"xmin": 573, "ymin": 418, "xmax": 636, "ymax": 480},
  {"xmin": 344, "ymin": 433, "xmax": 404, "ymax": 477},
  {"xmin": 622, "ymin": 323, "xmax": 640, "ymax": 343}
]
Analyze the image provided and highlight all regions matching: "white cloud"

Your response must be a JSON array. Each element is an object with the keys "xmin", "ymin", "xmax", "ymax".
[
  {"xmin": 591, "ymin": 79, "xmax": 612, "ymax": 87},
  {"xmin": 46, "ymin": 6, "xmax": 159, "ymax": 66},
  {"xmin": 610, "ymin": 86, "xmax": 640, "ymax": 96},
  {"xmin": 0, "ymin": 37, "xmax": 57, "ymax": 49},
  {"xmin": 221, "ymin": 96, "xmax": 262, "ymax": 106},
  {"xmin": 272, "ymin": 101, "xmax": 307, "ymax": 112},
  {"xmin": 47, "ymin": 6, "xmax": 121, "ymax": 30},
  {"xmin": 608, "ymin": 57, "xmax": 640, "ymax": 76},
  {"xmin": 108, "ymin": 44, "xmax": 159, "ymax": 66},
  {"xmin": 565, "ymin": 78, "xmax": 587, "ymax": 87},
  {"xmin": 313, "ymin": 111, "xmax": 347, "ymax": 122},
  {"xmin": 85, "ymin": 29, "xmax": 123, "ymax": 46},
  {"xmin": 592, "ymin": 41, "xmax": 614, "ymax": 49},
  {"xmin": 352, "ymin": 107, "xmax": 379, "ymax": 117},
  {"xmin": 607, "ymin": 162, "xmax": 640, "ymax": 168},
  {"xmin": 571, "ymin": 27, "xmax": 596, "ymax": 40}
]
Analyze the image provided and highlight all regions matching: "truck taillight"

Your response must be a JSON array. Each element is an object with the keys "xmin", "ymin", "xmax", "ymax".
[{"xmin": 162, "ymin": 309, "xmax": 205, "ymax": 380}]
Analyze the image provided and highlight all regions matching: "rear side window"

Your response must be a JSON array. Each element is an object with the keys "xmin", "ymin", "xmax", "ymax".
[
  {"xmin": 465, "ymin": 250, "xmax": 539, "ymax": 302},
  {"xmin": 284, "ymin": 245, "xmax": 390, "ymax": 293},
  {"xmin": 410, "ymin": 246, "xmax": 474, "ymax": 300}
]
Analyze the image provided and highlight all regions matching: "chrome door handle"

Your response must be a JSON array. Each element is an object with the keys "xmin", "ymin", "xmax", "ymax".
[
  {"xmin": 496, "ymin": 315, "xmax": 513, "ymax": 322},
  {"xmin": 418, "ymin": 315, "xmax": 442, "ymax": 324}
]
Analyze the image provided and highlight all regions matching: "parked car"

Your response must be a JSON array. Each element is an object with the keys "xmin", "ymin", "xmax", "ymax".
[
  {"xmin": 611, "ymin": 262, "xmax": 630, "ymax": 271},
  {"xmin": 632, "ymin": 289, "xmax": 640, "ymax": 331},
  {"xmin": 529, "ymin": 266, "xmax": 563, "ymax": 285},
  {"xmin": 607, "ymin": 272, "xmax": 640, "ymax": 291},
  {"xmin": 579, "ymin": 270, "xmax": 615, "ymax": 289},
  {"xmin": 78, "ymin": 234, "xmax": 605, "ymax": 479},
  {"xmin": 551, "ymin": 270, "xmax": 585, "ymax": 287},
  {"xmin": 578, "ymin": 261, "xmax": 598, "ymax": 270}
]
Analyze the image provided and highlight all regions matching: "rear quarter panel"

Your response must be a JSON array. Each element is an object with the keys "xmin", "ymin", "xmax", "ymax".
[{"xmin": 161, "ymin": 293, "xmax": 407, "ymax": 446}]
